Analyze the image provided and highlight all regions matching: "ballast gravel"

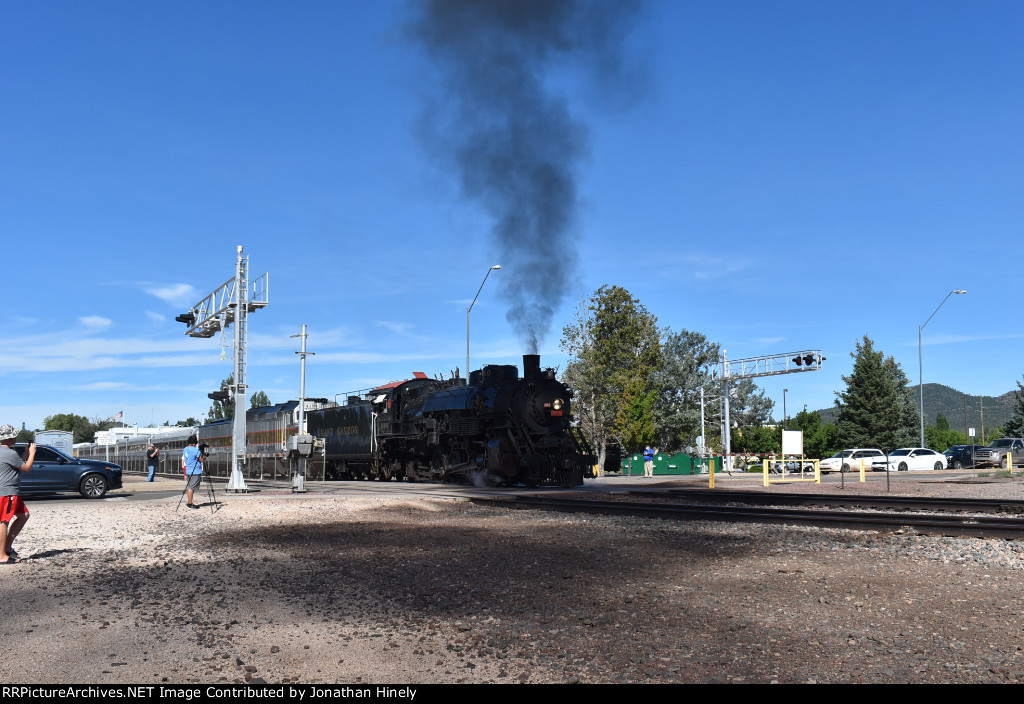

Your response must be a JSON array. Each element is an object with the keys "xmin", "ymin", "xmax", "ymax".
[{"xmin": 4, "ymin": 475, "xmax": 1024, "ymax": 684}]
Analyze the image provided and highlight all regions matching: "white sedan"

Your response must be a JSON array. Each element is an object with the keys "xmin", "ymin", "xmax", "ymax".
[
  {"xmin": 819, "ymin": 448, "xmax": 885, "ymax": 473},
  {"xmin": 871, "ymin": 448, "xmax": 948, "ymax": 471}
]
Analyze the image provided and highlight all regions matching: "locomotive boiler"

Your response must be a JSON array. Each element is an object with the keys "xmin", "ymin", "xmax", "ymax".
[{"xmin": 309, "ymin": 354, "xmax": 593, "ymax": 487}]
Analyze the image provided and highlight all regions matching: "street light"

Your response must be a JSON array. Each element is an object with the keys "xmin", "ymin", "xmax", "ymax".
[
  {"xmin": 467, "ymin": 265, "xmax": 501, "ymax": 381},
  {"xmin": 783, "ymin": 389, "xmax": 788, "ymax": 430},
  {"xmin": 919, "ymin": 289, "xmax": 967, "ymax": 446}
]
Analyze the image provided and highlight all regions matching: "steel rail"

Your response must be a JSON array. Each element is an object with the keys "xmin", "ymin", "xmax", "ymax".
[
  {"xmin": 646, "ymin": 488, "xmax": 1024, "ymax": 515},
  {"xmin": 471, "ymin": 495, "xmax": 1024, "ymax": 539}
]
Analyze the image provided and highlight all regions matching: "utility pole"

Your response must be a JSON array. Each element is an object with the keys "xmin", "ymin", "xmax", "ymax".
[{"xmin": 290, "ymin": 325, "xmax": 314, "ymax": 492}]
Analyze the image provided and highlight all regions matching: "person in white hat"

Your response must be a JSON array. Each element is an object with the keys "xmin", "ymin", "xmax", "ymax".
[{"xmin": 0, "ymin": 424, "xmax": 35, "ymax": 564}]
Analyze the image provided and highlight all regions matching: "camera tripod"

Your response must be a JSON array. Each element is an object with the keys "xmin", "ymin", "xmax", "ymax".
[{"xmin": 176, "ymin": 470, "xmax": 218, "ymax": 513}]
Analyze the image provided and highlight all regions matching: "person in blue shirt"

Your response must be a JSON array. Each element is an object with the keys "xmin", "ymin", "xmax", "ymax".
[
  {"xmin": 181, "ymin": 435, "xmax": 204, "ymax": 510},
  {"xmin": 643, "ymin": 445, "xmax": 655, "ymax": 477}
]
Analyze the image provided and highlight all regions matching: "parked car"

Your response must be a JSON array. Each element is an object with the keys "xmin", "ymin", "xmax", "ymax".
[
  {"xmin": 973, "ymin": 438, "xmax": 1024, "ymax": 468},
  {"xmin": 14, "ymin": 443, "xmax": 122, "ymax": 498},
  {"xmin": 943, "ymin": 444, "xmax": 986, "ymax": 470},
  {"xmin": 872, "ymin": 448, "xmax": 947, "ymax": 472},
  {"xmin": 818, "ymin": 448, "xmax": 885, "ymax": 473}
]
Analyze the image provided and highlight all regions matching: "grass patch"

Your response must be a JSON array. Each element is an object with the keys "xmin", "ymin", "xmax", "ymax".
[{"xmin": 978, "ymin": 470, "xmax": 1016, "ymax": 479}]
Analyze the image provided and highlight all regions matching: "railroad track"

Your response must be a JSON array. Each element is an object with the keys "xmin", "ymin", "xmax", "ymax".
[
  {"xmin": 654, "ymin": 488, "xmax": 1024, "ymax": 515},
  {"xmin": 471, "ymin": 494, "xmax": 1024, "ymax": 539}
]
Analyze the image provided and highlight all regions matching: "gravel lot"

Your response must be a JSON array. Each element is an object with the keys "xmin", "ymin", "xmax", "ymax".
[{"xmin": 4, "ymin": 474, "xmax": 1024, "ymax": 684}]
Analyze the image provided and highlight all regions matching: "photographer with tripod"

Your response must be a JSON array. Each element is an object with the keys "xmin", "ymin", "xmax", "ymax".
[{"xmin": 181, "ymin": 435, "xmax": 204, "ymax": 510}]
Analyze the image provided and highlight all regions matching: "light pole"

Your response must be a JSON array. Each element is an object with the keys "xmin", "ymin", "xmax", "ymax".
[
  {"xmin": 783, "ymin": 389, "xmax": 788, "ymax": 430},
  {"xmin": 467, "ymin": 265, "xmax": 501, "ymax": 381},
  {"xmin": 919, "ymin": 289, "xmax": 966, "ymax": 446}
]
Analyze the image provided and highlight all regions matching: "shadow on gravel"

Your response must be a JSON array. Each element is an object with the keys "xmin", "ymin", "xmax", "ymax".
[
  {"xmin": 25, "ymin": 548, "xmax": 87, "ymax": 560},
  {"xmin": 1, "ymin": 507, "xmax": 800, "ymax": 684}
]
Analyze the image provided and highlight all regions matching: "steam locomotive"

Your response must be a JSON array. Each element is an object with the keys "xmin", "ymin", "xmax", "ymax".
[
  {"xmin": 77, "ymin": 354, "xmax": 594, "ymax": 487},
  {"xmin": 310, "ymin": 354, "xmax": 593, "ymax": 487}
]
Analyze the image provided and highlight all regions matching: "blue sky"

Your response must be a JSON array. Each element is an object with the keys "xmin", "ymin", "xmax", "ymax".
[{"xmin": 2, "ymin": 0, "xmax": 1021, "ymax": 432}]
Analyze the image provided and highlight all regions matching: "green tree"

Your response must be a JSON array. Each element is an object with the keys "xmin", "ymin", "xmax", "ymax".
[
  {"xmin": 651, "ymin": 329, "xmax": 720, "ymax": 452},
  {"xmin": 250, "ymin": 390, "xmax": 272, "ymax": 408},
  {"xmin": 618, "ymin": 378, "xmax": 657, "ymax": 453},
  {"xmin": 791, "ymin": 409, "xmax": 839, "ymax": 459},
  {"xmin": 1002, "ymin": 377, "xmax": 1024, "ymax": 438},
  {"xmin": 560, "ymin": 286, "xmax": 661, "ymax": 469},
  {"xmin": 730, "ymin": 378, "xmax": 775, "ymax": 427},
  {"xmin": 16, "ymin": 428, "xmax": 34, "ymax": 443},
  {"xmin": 834, "ymin": 335, "xmax": 918, "ymax": 451},
  {"xmin": 732, "ymin": 425, "xmax": 780, "ymax": 456},
  {"xmin": 924, "ymin": 412, "xmax": 966, "ymax": 451},
  {"xmin": 43, "ymin": 413, "xmax": 116, "ymax": 444}
]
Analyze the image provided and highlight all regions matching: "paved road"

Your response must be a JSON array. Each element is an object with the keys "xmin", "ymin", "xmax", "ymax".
[{"xmin": 22, "ymin": 465, "xmax": 982, "ymax": 507}]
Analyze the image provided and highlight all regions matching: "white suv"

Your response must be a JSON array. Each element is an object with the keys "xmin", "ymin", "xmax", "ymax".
[{"xmin": 818, "ymin": 448, "xmax": 885, "ymax": 473}]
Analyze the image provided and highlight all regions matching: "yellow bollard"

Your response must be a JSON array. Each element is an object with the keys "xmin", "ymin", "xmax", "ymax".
[
  {"xmin": 860, "ymin": 458, "xmax": 866, "ymax": 482},
  {"xmin": 709, "ymin": 458, "xmax": 716, "ymax": 488},
  {"xmin": 1007, "ymin": 453, "xmax": 1013, "ymax": 474},
  {"xmin": 763, "ymin": 459, "xmax": 769, "ymax": 487}
]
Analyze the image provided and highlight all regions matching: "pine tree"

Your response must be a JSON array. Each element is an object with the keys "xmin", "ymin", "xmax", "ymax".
[
  {"xmin": 835, "ymin": 335, "xmax": 918, "ymax": 451},
  {"xmin": 1003, "ymin": 377, "xmax": 1024, "ymax": 438}
]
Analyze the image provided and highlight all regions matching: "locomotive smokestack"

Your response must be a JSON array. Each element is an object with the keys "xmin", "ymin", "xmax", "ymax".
[
  {"xmin": 407, "ymin": 1, "xmax": 645, "ymax": 353},
  {"xmin": 523, "ymin": 353, "xmax": 541, "ymax": 381}
]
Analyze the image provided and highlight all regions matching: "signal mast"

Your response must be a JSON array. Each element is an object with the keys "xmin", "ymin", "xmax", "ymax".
[
  {"xmin": 714, "ymin": 350, "xmax": 825, "ymax": 472},
  {"xmin": 175, "ymin": 246, "xmax": 269, "ymax": 492}
]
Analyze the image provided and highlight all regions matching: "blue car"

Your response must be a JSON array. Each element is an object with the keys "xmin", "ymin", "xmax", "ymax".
[{"xmin": 15, "ymin": 444, "xmax": 123, "ymax": 498}]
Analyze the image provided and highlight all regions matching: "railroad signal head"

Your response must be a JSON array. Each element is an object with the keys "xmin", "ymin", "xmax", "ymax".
[
  {"xmin": 208, "ymin": 390, "xmax": 230, "ymax": 403},
  {"xmin": 802, "ymin": 354, "xmax": 815, "ymax": 366},
  {"xmin": 175, "ymin": 311, "xmax": 197, "ymax": 326},
  {"xmin": 792, "ymin": 355, "xmax": 803, "ymax": 366}
]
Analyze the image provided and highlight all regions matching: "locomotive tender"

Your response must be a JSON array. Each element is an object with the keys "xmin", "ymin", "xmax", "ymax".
[{"xmin": 79, "ymin": 354, "xmax": 593, "ymax": 487}]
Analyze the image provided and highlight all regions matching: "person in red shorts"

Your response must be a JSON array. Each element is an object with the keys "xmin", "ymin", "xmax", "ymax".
[{"xmin": 0, "ymin": 424, "xmax": 35, "ymax": 564}]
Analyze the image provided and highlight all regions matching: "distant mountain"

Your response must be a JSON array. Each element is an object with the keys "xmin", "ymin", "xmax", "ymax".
[{"xmin": 815, "ymin": 383, "xmax": 1018, "ymax": 436}]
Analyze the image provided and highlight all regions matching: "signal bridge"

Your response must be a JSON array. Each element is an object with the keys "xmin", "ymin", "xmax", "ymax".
[
  {"xmin": 716, "ymin": 350, "xmax": 825, "ymax": 381},
  {"xmin": 174, "ymin": 272, "xmax": 269, "ymax": 338},
  {"xmin": 714, "ymin": 349, "xmax": 825, "ymax": 473}
]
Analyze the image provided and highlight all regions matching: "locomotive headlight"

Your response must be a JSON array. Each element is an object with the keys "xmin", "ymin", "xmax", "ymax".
[{"xmin": 552, "ymin": 398, "xmax": 563, "ymax": 411}]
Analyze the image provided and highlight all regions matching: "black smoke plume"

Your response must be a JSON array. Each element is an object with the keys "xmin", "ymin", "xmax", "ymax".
[{"xmin": 407, "ymin": 0, "xmax": 644, "ymax": 353}]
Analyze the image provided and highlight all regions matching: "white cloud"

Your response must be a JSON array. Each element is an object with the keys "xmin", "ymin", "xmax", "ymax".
[
  {"xmin": 146, "ymin": 311, "xmax": 167, "ymax": 324},
  {"xmin": 145, "ymin": 283, "xmax": 198, "ymax": 306},
  {"xmin": 375, "ymin": 321, "xmax": 436, "ymax": 342},
  {"xmin": 79, "ymin": 381, "xmax": 129, "ymax": 391},
  {"xmin": 659, "ymin": 255, "xmax": 754, "ymax": 281},
  {"xmin": 79, "ymin": 316, "xmax": 112, "ymax": 329}
]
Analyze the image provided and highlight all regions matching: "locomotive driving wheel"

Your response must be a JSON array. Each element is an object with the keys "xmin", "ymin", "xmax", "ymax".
[{"xmin": 430, "ymin": 448, "xmax": 451, "ymax": 481}]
